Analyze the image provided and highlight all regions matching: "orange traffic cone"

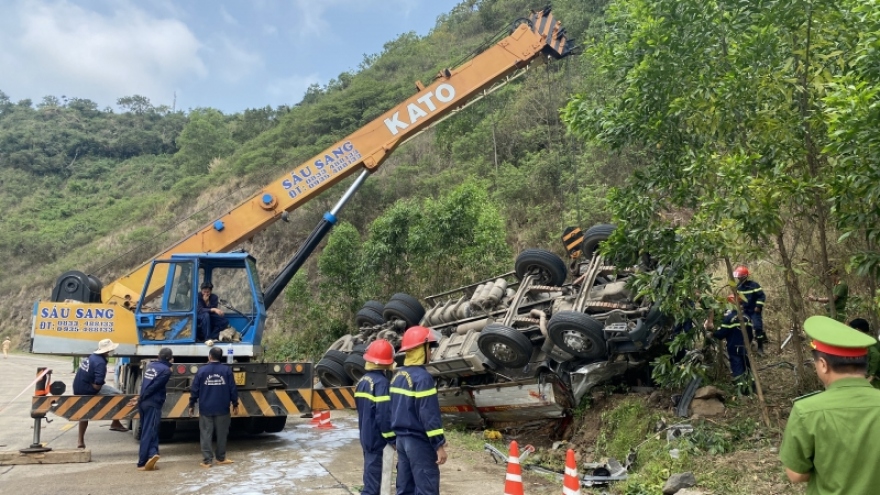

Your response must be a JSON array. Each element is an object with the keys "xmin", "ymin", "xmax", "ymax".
[
  {"xmin": 317, "ymin": 409, "xmax": 334, "ymax": 429},
  {"xmin": 310, "ymin": 410, "xmax": 323, "ymax": 425},
  {"xmin": 504, "ymin": 440, "xmax": 524, "ymax": 495},
  {"xmin": 563, "ymin": 449, "xmax": 580, "ymax": 495}
]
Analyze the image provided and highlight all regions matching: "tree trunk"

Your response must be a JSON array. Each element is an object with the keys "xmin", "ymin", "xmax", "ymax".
[
  {"xmin": 774, "ymin": 232, "xmax": 809, "ymax": 391},
  {"xmin": 795, "ymin": 9, "xmax": 835, "ymax": 320}
]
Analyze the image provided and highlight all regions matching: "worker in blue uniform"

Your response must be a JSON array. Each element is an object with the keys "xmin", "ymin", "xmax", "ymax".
[
  {"xmin": 734, "ymin": 266, "xmax": 766, "ymax": 354},
  {"xmin": 355, "ymin": 339, "xmax": 396, "ymax": 495},
  {"xmin": 390, "ymin": 326, "xmax": 447, "ymax": 495},
  {"xmin": 197, "ymin": 282, "xmax": 229, "ymax": 341},
  {"xmin": 73, "ymin": 338, "xmax": 128, "ymax": 449},
  {"xmin": 188, "ymin": 346, "xmax": 239, "ymax": 468},
  {"xmin": 711, "ymin": 294, "xmax": 755, "ymax": 394},
  {"xmin": 132, "ymin": 348, "xmax": 173, "ymax": 471}
]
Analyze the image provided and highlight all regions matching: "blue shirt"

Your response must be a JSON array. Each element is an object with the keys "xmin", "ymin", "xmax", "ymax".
[
  {"xmin": 713, "ymin": 310, "xmax": 754, "ymax": 350},
  {"xmin": 139, "ymin": 359, "xmax": 172, "ymax": 409},
  {"xmin": 356, "ymin": 370, "xmax": 395, "ymax": 452},
  {"xmin": 198, "ymin": 293, "xmax": 220, "ymax": 316},
  {"xmin": 189, "ymin": 362, "xmax": 239, "ymax": 416},
  {"xmin": 390, "ymin": 365, "xmax": 446, "ymax": 450},
  {"xmin": 73, "ymin": 353, "xmax": 108, "ymax": 395},
  {"xmin": 736, "ymin": 280, "xmax": 765, "ymax": 314}
]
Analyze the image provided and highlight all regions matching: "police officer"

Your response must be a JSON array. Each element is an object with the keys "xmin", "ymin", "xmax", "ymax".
[
  {"xmin": 132, "ymin": 348, "xmax": 173, "ymax": 471},
  {"xmin": 355, "ymin": 339, "xmax": 396, "ymax": 495},
  {"xmin": 711, "ymin": 294, "xmax": 755, "ymax": 394},
  {"xmin": 390, "ymin": 326, "xmax": 447, "ymax": 495},
  {"xmin": 734, "ymin": 266, "xmax": 766, "ymax": 354},
  {"xmin": 188, "ymin": 346, "xmax": 239, "ymax": 468},
  {"xmin": 73, "ymin": 338, "xmax": 127, "ymax": 449},
  {"xmin": 780, "ymin": 316, "xmax": 880, "ymax": 493}
]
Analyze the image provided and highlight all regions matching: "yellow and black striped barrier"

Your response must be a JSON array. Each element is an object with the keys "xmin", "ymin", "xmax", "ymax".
[
  {"xmin": 31, "ymin": 394, "xmax": 138, "ymax": 421},
  {"xmin": 310, "ymin": 387, "xmax": 356, "ymax": 411},
  {"xmin": 33, "ymin": 386, "xmax": 357, "ymax": 421}
]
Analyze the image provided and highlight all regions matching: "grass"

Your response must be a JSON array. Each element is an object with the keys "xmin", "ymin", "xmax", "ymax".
[{"xmin": 577, "ymin": 394, "xmax": 800, "ymax": 495}]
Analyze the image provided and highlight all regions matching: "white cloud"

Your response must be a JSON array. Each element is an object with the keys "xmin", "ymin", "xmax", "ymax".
[
  {"xmin": 0, "ymin": 0, "xmax": 205, "ymax": 107},
  {"xmin": 266, "ymin": 73, "xmax": 321, "ymax": 104}
]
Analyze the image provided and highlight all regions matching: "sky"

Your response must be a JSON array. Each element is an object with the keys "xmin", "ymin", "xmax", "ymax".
[{"xmin": 0, "ymin": 0, "xmax": 463, "ymax": 113}]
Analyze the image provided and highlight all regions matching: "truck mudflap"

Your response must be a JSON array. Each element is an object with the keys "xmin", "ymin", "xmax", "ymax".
[
  {"xmin": 32, "ymin": 386, "xmax": 358, "ymax": 421},
  {"xmin": 438, "ymin": 377, "xmax": 573, "ymax": 427}
]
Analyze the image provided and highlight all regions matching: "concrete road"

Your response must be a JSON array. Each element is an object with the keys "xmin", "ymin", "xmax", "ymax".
[
  {"xmin": 0, "ymin": 352, "xmax": 365, "ymax": 495},
  {"xmin": 0, "ymin": 353, "xmax": 554, "ymax": 495}
]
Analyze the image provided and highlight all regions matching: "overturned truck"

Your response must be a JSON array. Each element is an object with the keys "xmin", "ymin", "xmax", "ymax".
[{"xmin": 316, "ymin": 225, "xmax": 672, "ymax": 427}]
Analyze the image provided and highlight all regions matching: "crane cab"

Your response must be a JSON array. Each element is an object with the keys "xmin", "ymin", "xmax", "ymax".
[{"xmin": 134, "ymin": 253, "xmax": 266, "ymax": 351}]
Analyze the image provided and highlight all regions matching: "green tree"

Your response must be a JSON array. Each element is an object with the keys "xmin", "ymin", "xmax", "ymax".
[
  {"xmin": 318, "ymin": 222, "xmax": 365, "ymax": 321},
  {"xmin": 173, "ymin": 108, "xmax": 235, "ymax": 174},
  {"xmin": 563, "ymin": 0, "xmax": 853, "ymax": 405}
]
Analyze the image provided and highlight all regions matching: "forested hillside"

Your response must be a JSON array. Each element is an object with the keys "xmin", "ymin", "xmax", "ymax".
[
  {"xmin": 4, "ymin": 0, "xmax": 880, "ymax": 368},
  {"xmin": 0, "ymin": 0, "xmax": 615, "ymax": 358}
]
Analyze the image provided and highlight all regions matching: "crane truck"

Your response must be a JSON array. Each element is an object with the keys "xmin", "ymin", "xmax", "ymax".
[{"xmin": 25, "ymin": 7, "xmax": 576, "ymax": 447}]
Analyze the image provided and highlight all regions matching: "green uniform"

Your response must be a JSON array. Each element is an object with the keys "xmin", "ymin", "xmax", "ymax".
[
  {"xmin": 780, "ymin": 378, "xmax": 880, "ymax": 494},
  {"xmin": 779, "ymin": 316, "xmax": 880, "ymax": 494}
]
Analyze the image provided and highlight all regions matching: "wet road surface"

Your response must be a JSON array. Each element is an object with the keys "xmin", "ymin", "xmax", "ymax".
[{"xmin": 0, "ymin": 352, "xmax": 365, "ymax": 495}]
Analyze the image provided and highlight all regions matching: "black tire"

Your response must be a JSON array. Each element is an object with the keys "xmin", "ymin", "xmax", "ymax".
[
  {"xmin": 158, "ymin": 421, "xmax": 176, "ymax": 442},
  {"xmin": 477, "ymin": 323, "xmax": 534, "ymax": 369},
  {"xmin": 263, "ymin": 416, "xmax": 287, "ymax": 433},
  {"xmin": 245, "ymin": 418, "xmax": 266, "ymax": 435},
  {"xmin": 352, "ymin": 343, "xmax": 368, "ymax": 355},
  {"xmin": 388, "ymin": 293, "xmax": 426, "ymax": 321},
  {"xmin": 383, "ymin": 300, "xmax": 424, "ymax": 328},
  {"xmin": 316, "ymin": 358, "xmax": 353, "ymax": 387},
  {"xmin": 362, "ymin": 300, "xmax": 385, "ymax": 314},
  {"xmin": 548, "ymin": 311, "xmax": 607, "ymax": 361},
  {"xmin": 323, "ymin": 349, "xmax": 349, "ymax": 366},
  {"xmin": 581, "ymin": 224, "xmax": 616, "ymax": 259},
  {"xmin": 515, "ymin": 249, "xmax": 567, "ymax": 286},
  {"xmin": 355, "ymin": 306, "xmax": 385, "ymax": 328},
  {"xmin": 344, "ymin": 352, "xmax": 368, "ymax": 382}
]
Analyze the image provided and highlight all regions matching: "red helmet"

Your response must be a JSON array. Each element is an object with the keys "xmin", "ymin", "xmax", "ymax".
[
  {"xmin": 399, "ymin": 326, "xmax": 438, "ymax": 352},
  {"xmin": 363, "ymin": 339, "xmax": 394, "ymax": 365},
  {"xmin": 733, "ymin": 266, "xmax": 750, "ymax": 279}
]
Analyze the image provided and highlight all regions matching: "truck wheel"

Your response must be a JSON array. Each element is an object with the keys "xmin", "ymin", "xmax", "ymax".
[
  {"xmin": 344, "ymin": 353, "xmax": 367, "ymax": 382},
  {"xmin": 355, "ymin": 306, "xmax": 385, "ymax": 328},
  {"xmin": 581, "ymin": 224, "xmax": 616, "ymax": 259},
  {"xmin": 158, "ymin": 421, "xmax": 176, "ymax": 442},
  {"xmin": 515, "ymin": 249, "xmax": 567, "ymax": 287},
  {"xmin": 477, "ymin": 323, "xmax": 533, "ymax": 369},
  {"xmin": 383, "ymin": 300, "xmax": 424, "ymax": 328},
  {"xmin": 548, "ymin": 311, "xmax": 607, "ymax": 361},
  {"xmin": 323, "ymin": 349, "xmax": 349, "ymax": 366},
  {"xmin": 316, "ymin": 358, "xmax": 353, "ymax": 387},
  {"xmin": 263, "ymin": 416, "xmax": 287, "ymax": 433},
  {"xmin": 362, "ymin": 300, "xmax": 385, "ymax": 314},
  {"xmin": 245, "ymin": 418, "xmax": 266, "ymax": 435},
  {"xmin": 389, "ymin": 293, "xmax": 425, "ymax": 314}
]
